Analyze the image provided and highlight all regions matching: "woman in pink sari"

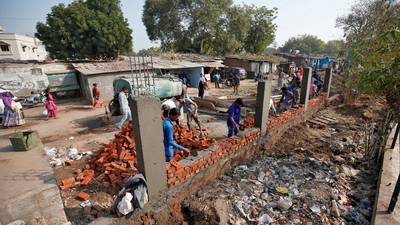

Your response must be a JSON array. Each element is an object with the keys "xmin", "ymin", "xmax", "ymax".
[{"xmin": 44, "ymin": 88, "xmax": 57, "ymax": 119}]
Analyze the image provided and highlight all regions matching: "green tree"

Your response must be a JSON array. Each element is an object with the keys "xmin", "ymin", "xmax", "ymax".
[
  {"xmin": 142, "ymin": 0, "xmax": 277, "ymax": 55},
  {"xmin": 324, "ymin": 40, "xmax": 345, "ymax": 56},
  {"xmin": 136, "ymin": 47, "xmax": 162, "ymax": 56},
  {"xmin": 244, "ymin": 6, "xmax": 277, "ymax": 54},
  {"xmin": 279, "ymin": 35, "xmax": 325, "ymax": 54},
  {"xmin": 336, "ymin": 0, "xmax": 400, "ymax": 114},
  {"xmin": 36, "ymin": 0, "xmax": 132, "ymax": 59}
]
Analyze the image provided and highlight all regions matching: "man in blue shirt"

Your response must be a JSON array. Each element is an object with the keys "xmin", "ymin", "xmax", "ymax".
[
  {"xmin": 278, "ymin": 86, "xmax": 295, "ymax": 114},
  {"xmin": 213, "ymin": 72, "xmax": 220, "ymax": 88},
  {"xmin": 163, "ymin": 108, "xmax": 190, "ymax": 162},
  {"xmin": 227, "ymin": 98, "xmax": 244, "ymax": 137}
]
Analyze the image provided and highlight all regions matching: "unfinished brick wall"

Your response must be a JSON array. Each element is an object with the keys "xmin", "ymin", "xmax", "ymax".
[{"xmin": 128, "ymin": 94, "xmax": 327, "ymax": 224}]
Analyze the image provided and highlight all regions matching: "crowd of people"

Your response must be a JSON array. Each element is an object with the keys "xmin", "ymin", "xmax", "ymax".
[
  {"xmin": 276, "ymin": 66, "xmax": 324, "ymax": 114},
  {"xmin": 0, "ymin": 87, "xmax": 62, "ymax": 128}
]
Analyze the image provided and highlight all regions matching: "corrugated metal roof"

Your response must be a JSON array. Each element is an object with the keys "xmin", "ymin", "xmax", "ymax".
[
  {"xmin": 72, "ymin": 57, "xmax": 225, "ymax": 75},
  {"xmin": 225, "ymin": 54, "xmax": 286, "ymax": 63}
]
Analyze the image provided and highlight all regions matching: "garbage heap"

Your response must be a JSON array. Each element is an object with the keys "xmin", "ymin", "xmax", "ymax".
[{"xmin": 186, "ymin": 154, "xmax": 375, "ymax": 224}]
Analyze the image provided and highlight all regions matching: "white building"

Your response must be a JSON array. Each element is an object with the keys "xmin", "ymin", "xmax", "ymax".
[{"xmin": 0, "ymin": 27, "xmax": 48, "ymax": 61}]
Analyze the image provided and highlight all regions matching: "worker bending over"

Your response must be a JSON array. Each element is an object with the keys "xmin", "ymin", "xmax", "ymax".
[
  {"xmin": 163, "ymin": 108, "xmax": 190, "ymax": 162},
  {"xmin": 227, "ymin": 98, "xmax": 244, "ymax": 137},
  {"xmin": 176, "ymin": 95, "xmax": 203, "ymax": 136}
]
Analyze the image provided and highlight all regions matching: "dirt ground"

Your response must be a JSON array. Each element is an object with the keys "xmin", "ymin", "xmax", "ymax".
[
  {"xmin": 181, "ymin": 96, "xmax": 386, "ymax": 225},
  {"xmin": 10, "ymin": 86, "xmax": 245, "ymax": 224},
  {"xmin": 0, "ymin": 74, "xmax": 345, "ymax": 224}
]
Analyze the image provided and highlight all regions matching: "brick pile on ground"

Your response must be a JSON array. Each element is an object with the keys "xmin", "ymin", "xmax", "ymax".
[
  {"xmin": 87, "ymin": 122, "xmax": 138, "ymax": 188},
  {"xmin": 174, "ymin": 125, "xmax": 214, "ymax": 150},
  {"xmin": 59, "ymin": 122, "xmax": 216, "ymax": 189}
]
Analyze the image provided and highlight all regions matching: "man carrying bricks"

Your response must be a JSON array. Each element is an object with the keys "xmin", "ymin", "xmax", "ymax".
[
  {"xmin": 163, "ymin": 108, "xmax": 190, "ymax": 162},
  {"xmin": 227, "ymin": 98, "xmax": 244, "ymax": 138}
]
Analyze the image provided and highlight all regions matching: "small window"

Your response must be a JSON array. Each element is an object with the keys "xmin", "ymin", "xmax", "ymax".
[
  {"xmin": 31, "ymin": 68, "xmax": 42, "ymax": 75},
  {"xmin": 1, "ymin": 45, "xmax": 10, "ymax": 52}
]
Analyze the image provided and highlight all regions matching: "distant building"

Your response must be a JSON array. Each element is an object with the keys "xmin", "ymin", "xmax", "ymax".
[
  {"xmin": 0, "ymin": 27, "xmax": 48, "ymax": 61},
  {"xmin": 224, "ymin": 54, "xmax": 285, "ymax": 79}
]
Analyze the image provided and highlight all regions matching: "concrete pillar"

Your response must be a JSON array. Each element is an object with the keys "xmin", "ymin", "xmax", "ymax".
[
  {"xmin": 323, "ymin": 68, "xmax": 333, "ymax": 97},
  {"xmin": 130, "ymin": 96, "xmax": 167, "ymax": 200},
  {"xmin": 255, "ymin": 81, "xmax": 271, "ymax": 136},
  {"xmin": 300, "ymin": 67, "xmax": 312, "ymax": 110}
]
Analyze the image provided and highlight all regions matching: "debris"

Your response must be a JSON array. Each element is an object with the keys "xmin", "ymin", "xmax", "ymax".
[
  {"xmin": 277, "ymin": 198, "xmax": 293, "ymax": 211},
  {"xmin": 117, "ymin": 192, "xmax": 134, "ymax": 215},
  {"xmin": 60, "ymin": 177, "xmax": 75, "ymax": 190},
  {"xmin": 80, "ymin": 199, "xmax": 93, "ymax": 208},
  {"xmin": 44, "ymin": 146, "xmax": 90, "ymax": 166},
  {"xmin": 258, "ymin": 213, "xmax": 274, "ymax": 224},
  {"xmin": 77, "ymin": 192, "xmax": 90, "ymax": 201},
  {"xmin": 331, "ymin": 200, "xmax": 340, "ymax": 217},
  {"xmin": 236, "ymin": 165, "xmax": 249, "ymax": 172},
  {"xmin": 276, "ymin": 186, "xmax": 288, "ymax": 195},
  {"xmin": 182, "ymin": 105, "xmax": 382, "ymax": 224},
  {"xmin": 310, "ymin": 205, "xmax": 321, "ymax": 215},
  {"xmin": 6, "ymin": 220, "xmax": 26, "ymax": 225}
]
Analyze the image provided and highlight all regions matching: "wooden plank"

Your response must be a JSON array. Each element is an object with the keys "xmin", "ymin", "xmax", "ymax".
[
  {"xmin": 314, "ymin": 117, "xmax": 333, "ymax": 124},
  {"xmin": 318, "ymin": 115, "xmax": 337, "ymax": 122},
  {"xmin": 308, "ymin": 119, "xmax": 327, "ymax": 127}
]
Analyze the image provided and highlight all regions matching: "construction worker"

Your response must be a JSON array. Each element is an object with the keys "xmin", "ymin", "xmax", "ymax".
[
  {"xmin": 116, "ymin": 87, "xmax": 132, "ymax": 130},
  {"xmin": 163, "ymin": 108, "xmax": 190, "ymax": 162},
  {"xmin": 227, "ymin": 98, "xmax": 244, "ymax": 137},
  {"xmin": 176, "ymin": 95, "xmax": 203, "ymax": 136},
  {"xmin": 161, "ymin": 97, "xmax": 180, "ymax": 120}
]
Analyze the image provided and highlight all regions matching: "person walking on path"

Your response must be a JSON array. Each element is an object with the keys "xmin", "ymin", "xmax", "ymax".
[
  {"xmin": 198, "ymin": 73, "xmax": 207, "ymax": 99},
  {"xmin": 232, "ymin": 72, "xmax": 240, "ymax": 95},
  {"xmin": 213, "ymin": 72, "xmax": 221, "ymax": 88},
  {"xmin": 116, "ymin": 87, "xmax": 132, "ymax": 130},
  {"xmin": 227, "ymin": 98, "xmax": 244, "ymax": 137},
  {"xmin": 92, "ymin": 83, "xmax": 103, "ymax": 108},
  {"xmin": 163, "ymin": 108, "xmax": 190, "ymax": 162},
  {"xmin": 44, "ymin": 87, "xmax": 57, "ymax": 119}
]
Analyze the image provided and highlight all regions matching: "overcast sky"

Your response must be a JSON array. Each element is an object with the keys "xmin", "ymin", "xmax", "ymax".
[{"xmin": 0, "ymin": 0, "xmax": 355, "ymax": 51}]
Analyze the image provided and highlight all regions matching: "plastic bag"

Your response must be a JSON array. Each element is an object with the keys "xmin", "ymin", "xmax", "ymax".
[
  {"xmin": 43, "ymin": 109, "xmax": 48, "ymax": 116},
  {"xmin": 117, "ymin": 192, "xmax": 134, "ymax": 215}
]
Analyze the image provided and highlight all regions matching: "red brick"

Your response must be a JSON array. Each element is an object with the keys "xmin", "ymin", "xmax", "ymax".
[{"xmin": 77, "ymin": 191, "xmax": 90, "ymax": 201}]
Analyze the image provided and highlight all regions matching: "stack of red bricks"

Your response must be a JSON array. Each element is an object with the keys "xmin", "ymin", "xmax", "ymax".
[
  {"xmin": 60, "ymin": 122, "xmax": 216, "ymax": 190},
  {"xmin": 166, "ymin": 129, "xmax": 261, "ymax": 187},
  {"xmin": 87, "ymin": 122, "xmax": 138, "ymax": 187},
  {"xmin": 59, "ymin": 123, "xmax": 138, "ymax": 190},
  {"xmin": 174, "ymin": 125, "xmax": 214, "ymax": 150}
]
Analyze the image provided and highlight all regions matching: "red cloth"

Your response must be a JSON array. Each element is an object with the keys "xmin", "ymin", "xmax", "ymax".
[{"xmin": 45, "ymin": 93, "xmax": 57, "ymax": 118}]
